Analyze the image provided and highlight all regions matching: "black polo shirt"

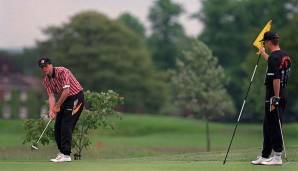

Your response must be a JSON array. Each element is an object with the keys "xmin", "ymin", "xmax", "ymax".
[{"xmin": 265, "ymin": 50, "xmax": 288, "ymax": 90}]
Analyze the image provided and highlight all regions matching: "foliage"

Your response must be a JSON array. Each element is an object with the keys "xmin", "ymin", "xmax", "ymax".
[
  {"xmin": 72, "ymin": 90, "xmax": 123, "ymax": 157},
  {"xmin": 239, "ymin": 50, "xmax": 267, "ymax": 121},
  {"xmin": 279, "ymin": 14, "xmax": 298, "ymax": 120},
  {"xmin": 171, "ymin": 40, "xmax": 235, "ymax": 151},
  {"xmin": 171, "ymin": 40, "xmax": 235, "ymax": 119},
  {"xmin": 23, "ymin": 90, "xmax": 123, "ymax": 158},
  {"xmin": 241, "ymin": 9, "xmax": 298, "ymax": 121},
  {"xmin": 23, "ymin": 119, "xmax": 55, "ymax": 146},
  {"xmin": 196, "ymin": 0, "xmax": 298, "ymax": 120},
  {"xmin": 117, "ymin": 12, "xmax": 146, "ymax": 37},
  {"xmin": 26, "ymin": 90, "xmax": 44, "ymax": 119},
  {"xmin": 196, "ymin": 0, "xmax": 295, "ymax": 68},
  {"xmin": 148, "ymin": 0, "xmax": 190, "ymax": 69},
  {"xmin": 26, "ymin": 11, "xmax": 168, "ymax": 113}
]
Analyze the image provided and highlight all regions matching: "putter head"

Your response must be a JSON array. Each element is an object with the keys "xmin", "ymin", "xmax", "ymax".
[{"xmin": 31, "ymin": 144, "xmax": 38, "ymax": 151}]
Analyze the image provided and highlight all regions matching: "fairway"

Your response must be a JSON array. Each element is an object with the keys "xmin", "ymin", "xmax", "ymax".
[{"xmin": 1, "ymin": 115, "xmax": 298, "ymax": 170}]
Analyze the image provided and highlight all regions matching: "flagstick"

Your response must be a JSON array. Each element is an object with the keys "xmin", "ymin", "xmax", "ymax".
[{"xmin": 223, "ymin": 54, "xmax": 261, "ymax": 165}]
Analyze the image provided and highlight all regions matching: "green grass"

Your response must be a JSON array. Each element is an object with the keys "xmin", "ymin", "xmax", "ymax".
[
  {"xmin": 0, "ymin": 120, "xmax": 24, "ymax": 147},
  {"xmin": 1, "ymin": 160, "xmax": 298, "ymax": 171},
  {"xmin": 1, "ymin": 114, "xmax": 298, "ymax": 170}
]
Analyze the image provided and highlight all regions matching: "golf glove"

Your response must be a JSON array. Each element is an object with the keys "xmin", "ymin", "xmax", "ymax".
[{"xmin": 271, "ymin": 96, "xmax": 280, "ymax": 107}]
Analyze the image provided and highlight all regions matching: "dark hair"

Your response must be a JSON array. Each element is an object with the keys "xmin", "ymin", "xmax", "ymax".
[{"xmin": 270, "ymin": 38, "xmax": 279, "ymax": 46}]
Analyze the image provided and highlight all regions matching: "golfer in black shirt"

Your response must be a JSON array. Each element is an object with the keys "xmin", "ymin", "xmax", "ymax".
[{"xmin": 251, "ymin": 31, "xmax": 291, "ymax": 165}]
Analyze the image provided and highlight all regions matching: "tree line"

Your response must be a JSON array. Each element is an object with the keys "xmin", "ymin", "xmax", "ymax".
[{"xmin": 4, "ymin": 0, "xmax": 298, "ymax": 121}]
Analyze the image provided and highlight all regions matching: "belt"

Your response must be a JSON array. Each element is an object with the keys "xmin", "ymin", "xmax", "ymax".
[{"xmin": 266, "ymin": 73, "xmax": 274, "ymax": 76}]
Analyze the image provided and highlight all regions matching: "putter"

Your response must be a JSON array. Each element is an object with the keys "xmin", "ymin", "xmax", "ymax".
[{"xmin": 31, "ymin": 119, "xmax": 52, "ymax": 150}]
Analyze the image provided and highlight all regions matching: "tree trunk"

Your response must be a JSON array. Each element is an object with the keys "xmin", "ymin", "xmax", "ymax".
[{"xmin": 205, "ymin": 116, "xmax": 211, "ymax": 152}]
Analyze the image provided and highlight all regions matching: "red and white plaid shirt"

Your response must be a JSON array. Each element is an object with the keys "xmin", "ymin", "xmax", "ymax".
[{"xmin": 42, "ymin": 67, "xmax": 83, "ymax": 96}]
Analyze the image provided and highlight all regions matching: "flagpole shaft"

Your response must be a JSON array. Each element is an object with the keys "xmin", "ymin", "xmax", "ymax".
[{"xmin": 223, "ymin": 54, "xmax": 261, "ymax": 165}]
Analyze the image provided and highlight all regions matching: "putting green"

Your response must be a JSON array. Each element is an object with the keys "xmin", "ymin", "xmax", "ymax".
[{"xmin": 1, "ymin": 160, "xmax": 297, "ymax": 171}]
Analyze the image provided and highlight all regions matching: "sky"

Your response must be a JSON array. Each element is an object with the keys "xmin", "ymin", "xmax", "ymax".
[{"xmin": 0, "ymin": 0, "xmax": 203, "ymax": 49}]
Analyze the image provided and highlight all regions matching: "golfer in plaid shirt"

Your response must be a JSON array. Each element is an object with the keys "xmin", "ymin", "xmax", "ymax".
[{"xmin": 38, "ymin": 57, "xmax": 84, "ymax": 162}]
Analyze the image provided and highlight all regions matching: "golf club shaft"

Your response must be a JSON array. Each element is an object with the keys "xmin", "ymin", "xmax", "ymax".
[
  {"xmin": 36, "ymin": 119, "xmax": 52, "ymax": 144},
  {"xmin": 276, "ymin": 107, "xmax": 287, "ymax": 161},
  {"xmin": 223, "ymin": 55, "xmax": 261, "ymax": 165}
]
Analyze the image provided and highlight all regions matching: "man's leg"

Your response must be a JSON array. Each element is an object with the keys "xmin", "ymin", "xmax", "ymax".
[
  {"xmin": 60, "ymin": 93, "xmax": 84, "ymax": 156},
  {"xmin": 50, "ymin": 111, "xmax": 65, "ymax": 162},
  {"xmin": 54, "ymin": 111, "xmax": 63, "ymax": 152},
  {"xmin": 252, "ymin": 99, "xmax": 273, "ymax": 165},
  {"xmin": 271, "ymin": 108, "xmax": 283, "ymax": 153},
  {"xmin": 260, "ymin": 107, "xmax": 284, "ymax": 165},
  {"xmin": 262, "ymin": 101, "xmax": 273, "ymax": 158},
  {"xmin": 60, "ymin": 110, "xmax": 74, "ymax": 156}
]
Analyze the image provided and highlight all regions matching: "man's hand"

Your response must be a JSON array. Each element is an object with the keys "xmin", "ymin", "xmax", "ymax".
[
  {"xmin": 49, "ymin": 111, "xmax": 56, "ymax": 119},
  {"xmin": 53, "ymin": 104, "xmax": 61, "ymax": 113},
  {"xmin": 271, "ymin": 96, "xmax": 280, "ymax": 106},
  {"xmin": 270, "ymin": 96, "xmax": 280, "ymax": 112},
  {"xmin": 256, "ymin": 47, "xmax": 265, "ymax": 55},
  {"xmin": 256, "ymin": 47, "xmax": 269, "ymax": 61}
]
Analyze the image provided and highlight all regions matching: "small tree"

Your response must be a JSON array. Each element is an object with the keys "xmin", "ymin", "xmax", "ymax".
[
  {"xmin": 171, "ymin": 40, "xmax": 235, "ymax": 151},
  {"xmin": 23, "ymin": 90, "xmax": 123, "ymax": 159}
]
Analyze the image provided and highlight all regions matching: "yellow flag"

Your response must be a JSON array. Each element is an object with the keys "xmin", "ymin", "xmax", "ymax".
[{"xmin": 253, "ymin": 20, "xmax": 272, "ymax": 49}]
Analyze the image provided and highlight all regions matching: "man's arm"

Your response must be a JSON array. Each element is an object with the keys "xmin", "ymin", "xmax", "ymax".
[
  {"xmin": 257, "ymin": 47, "xmax": 269, "ymax": 61},
  {"xmin": 273, "ymin": 79, "xmax": 281, "ymax": 97},
  {"xmin": 270, "ymin": 79, "xmax": 281, "ymax": 112},
  {"xmin": 48, "ymin": 93, "xmax": 56, "ymax": 119},
  {"xmin": 53, "ymin": 68, "xmax": 71, "ymax": 113},
  {"xmin": 53, "ymin": 88, "xmax": 70, "ymax": 113}
]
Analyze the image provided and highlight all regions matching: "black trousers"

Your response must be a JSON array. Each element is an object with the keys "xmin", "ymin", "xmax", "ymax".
[
  {"xmin": 262, "ymin": 87, "xmax": 284, "ymax": 158},
  {"xmin": 55, "ymin": 91, "xmax": 84, "ymax": 155}
]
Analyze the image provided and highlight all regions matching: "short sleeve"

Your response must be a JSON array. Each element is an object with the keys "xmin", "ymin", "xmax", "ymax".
[
  {"xmin": 60, "ymin": 69, "xmax": 70, "ymax": 89},
  {"xmin": 271, "ymin": 56, "xmax": 282, "ymax": 79}
]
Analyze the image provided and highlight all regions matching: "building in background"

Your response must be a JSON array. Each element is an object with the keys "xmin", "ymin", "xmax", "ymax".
[{"xmin": 0, "ymin": 57, "xmax": 43, "ymax": 119}]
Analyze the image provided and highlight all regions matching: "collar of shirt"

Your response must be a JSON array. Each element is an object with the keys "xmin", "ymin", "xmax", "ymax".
[{"xmin": 47, "ymin": 67, "xmax": 56, "ymax": 79}]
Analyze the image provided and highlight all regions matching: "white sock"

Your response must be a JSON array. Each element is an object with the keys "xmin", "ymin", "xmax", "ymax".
[{"xmin": 274, "ymin": 152, "xmax": 282, "ymax": 159}]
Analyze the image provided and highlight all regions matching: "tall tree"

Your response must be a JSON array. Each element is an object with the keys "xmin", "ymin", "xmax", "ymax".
[
  {"xmin": 117, "ymin": 12, "xmax": 146, "ymax": 37},
  {"xmin": 28, "ymin": 11, "xmax": 169, "ymax": 113},
  {"xmin": 148, "ymin": 0, "xmax": 188, "ymax": 69},
  {"xmin": 195, "ymin": 0, "xmax": 298, "ymax": 119},
  {"xmin": 196, "ymin": 0, "xmax": 293, "ymax": 68},
  {"xmin": 171, "ymin": 40, "xmax": 235, "ymax": 151}
]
